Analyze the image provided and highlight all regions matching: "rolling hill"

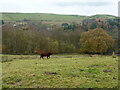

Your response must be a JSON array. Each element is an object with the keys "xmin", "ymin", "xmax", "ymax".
[
  {"xmin": 1, "ymin": 13, "xmax": 117, "ymax": 22},
  {"xmin": 1, "ymin": 13, "xmax": 86, "ymax": 22},
  {"xmin": 88, "ymin": 14, "xmax": 117, "ymax": 19}
]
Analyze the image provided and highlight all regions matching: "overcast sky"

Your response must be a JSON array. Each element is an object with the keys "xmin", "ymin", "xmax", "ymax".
[{"xmin": 0, "ymin": 0, "xmax": 119, "ymax": 16}]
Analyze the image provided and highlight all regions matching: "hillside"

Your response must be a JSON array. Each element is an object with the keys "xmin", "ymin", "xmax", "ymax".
[
  {"xmin": 1, "ymin": 13, "xmax": 117, "ymax": 22},
  {"xmin": 1, "ymin": 13, "xmax": 86, "ymax": 22},
  {"xmin": 88, "ymin": 14, "xmax": 117, "ymax": 19},
  {"xmin": 2, "ymin": 13, "xmax": 119, "ymax": 54}
]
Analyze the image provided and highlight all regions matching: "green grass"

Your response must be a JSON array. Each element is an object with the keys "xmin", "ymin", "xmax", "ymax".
[
  {"xmin": 1, "ymin": 13, "xmax": 117, "ymax": 22},
  {"xmin": 1, "ymin": 13, "xmax": 86, "ymax": 22},
  {"xmin": 88, "ymin": 14, "xmax": 117, "ymax": 19},
  {"xmin": 2, "ymin": 54, "xmax": 118, "ymax": 88}
]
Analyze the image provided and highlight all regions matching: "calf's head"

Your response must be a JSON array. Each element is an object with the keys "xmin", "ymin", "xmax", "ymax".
[{"xmin": 48, "ymin": 52, "xmax": 52, "ymax": 55}]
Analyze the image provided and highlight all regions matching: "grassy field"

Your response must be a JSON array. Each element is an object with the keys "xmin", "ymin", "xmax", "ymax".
[
  {"xmin": 2, "ymin": 54, "xmax": 118, "ymax": 88},
  {"xmin": 1, "ymin": 13, "xmax": 86, "ymax": 22},
  {"xmin": 1, "ymin": 13, "xmax": 116, "ymax": 22}
]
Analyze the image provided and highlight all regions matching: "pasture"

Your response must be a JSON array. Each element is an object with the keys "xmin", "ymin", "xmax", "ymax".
[
  {"xmin": 2, "ymin": 54, "xmax": 118, "ymax": 88},
  {"xmin": 1, "ymin": 13, "xmax": 85, "ymax": 22}
]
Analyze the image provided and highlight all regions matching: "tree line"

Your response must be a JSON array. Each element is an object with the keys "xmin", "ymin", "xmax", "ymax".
[{"xmin": 2, "ymin": 20, "xmax": 118, "ymax": 55}]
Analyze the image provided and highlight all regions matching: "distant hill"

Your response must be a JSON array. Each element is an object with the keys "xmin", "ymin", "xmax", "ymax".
[
  {"xmin": 1, "ymin": 13, "xmax": 86, "ymax": 22},
  {"xmin": 88, "ymin": 14, "xmax": 117, "ymax": 19},
  {"xmin": 1, "ymin": 13, "xmax": 117, "ymax": 22}
]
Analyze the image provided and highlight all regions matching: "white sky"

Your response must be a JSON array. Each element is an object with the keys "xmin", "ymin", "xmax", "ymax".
[{"xmin": 0, "ymin": 0, "xmax": 119, "ymax": 16}]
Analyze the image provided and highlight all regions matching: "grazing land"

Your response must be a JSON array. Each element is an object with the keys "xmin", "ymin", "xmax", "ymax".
[
  {"xmin": 2, "ymin": 54, "xmax": 118, "ymax": 88},
  {"xmin": 1, "ymin": 13, "xmax": 116, "ymax": 23},
  {"xmin": 1, "ymin": 13, "xmax": 86, "ymax": 22}
]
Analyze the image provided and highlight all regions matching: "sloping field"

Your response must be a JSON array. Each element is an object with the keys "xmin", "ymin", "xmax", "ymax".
[
  {"xmin": 1, "ymin": 13, "xmax": 86, "ymax": 21},
  {"xmin": 1, "ymin": 13, "xmax": 117, "ymax": 22}
]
